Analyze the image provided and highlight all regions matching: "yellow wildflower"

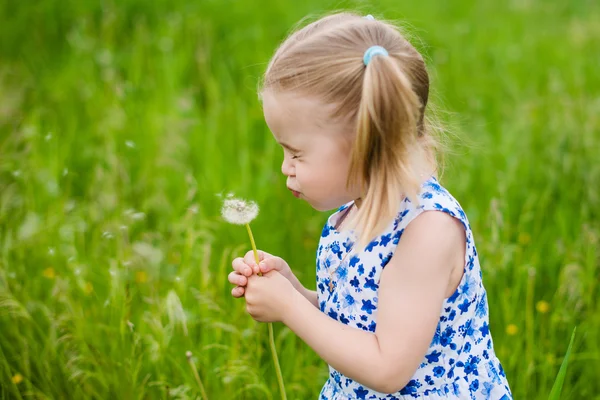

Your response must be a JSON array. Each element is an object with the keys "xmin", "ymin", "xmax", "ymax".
[
  {"xmin": 536, "ymin": 301, "xmax": 550, "ymax": 314},
  {"xmin": 84, "ymin": 282, "xmax": 94, "ymax": 295},
  {"xmin": 506, "ymin": 324, "xmax": 518, "ymax": 335},
  {"xmin": 135, "ymin": 270, "xmax": 147, "ymax": 283},
  {"xmin": 43, "ymin": 267, "xmax": 55, "ymax": 279},
  {"xmin": 518, "ymin": 232, "xmax": 531, "ymax": 246},
  {"xmin": 12, "ymin": 374, "xmax": 23, "ymax": 384}
]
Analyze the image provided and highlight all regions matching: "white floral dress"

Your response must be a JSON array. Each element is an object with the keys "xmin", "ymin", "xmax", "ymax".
[{"xmin": 316, "ymin": 177, "xmax": 512, "ymax": 399}]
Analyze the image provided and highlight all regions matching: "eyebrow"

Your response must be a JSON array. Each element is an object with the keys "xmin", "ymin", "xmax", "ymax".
[{"xmin": 279, "ymin": 142, "xmax": 301, "ymax": 153}]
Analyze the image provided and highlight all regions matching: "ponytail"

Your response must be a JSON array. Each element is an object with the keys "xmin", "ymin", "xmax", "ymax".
[{"xmin": 347, "ymin": 53, "xmax": 426, "ymax": 250}]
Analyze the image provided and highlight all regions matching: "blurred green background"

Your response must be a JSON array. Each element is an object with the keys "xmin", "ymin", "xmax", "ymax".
[{"xmin": 1, "ymin": 0, "xmax": 599, "ymax": 399}]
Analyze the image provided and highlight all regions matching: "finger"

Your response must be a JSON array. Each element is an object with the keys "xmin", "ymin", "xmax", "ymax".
[
  {"xmin": 232, "ymin": 286, "xmax": 245, "ymax": 297},
  {"xmin": 232, "ymin": 257, "xmax": 253, "ymax": 276},
  {"xmin": 228, "ymin": 271, "xmax": 247, "ymax": 286},
  {"xmin": 244, "ymin": 251, "xmax": 264, "ymax": 274},
  {"xmin": 259, "ymin": 256, "xmax": 282, "ymax": 273}
]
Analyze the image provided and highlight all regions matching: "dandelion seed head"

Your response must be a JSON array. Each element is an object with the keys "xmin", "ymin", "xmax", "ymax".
[
  {"xmin": 132, "ymin": 212, "xmax": 145, "ymax": 221},
  {"xmin": 221, "ymin": 198, "xmax": 259, "ymax": 225}
]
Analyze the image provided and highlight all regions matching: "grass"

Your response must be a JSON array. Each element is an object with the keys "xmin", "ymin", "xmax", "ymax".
[{"xmin": 0, "ymin": 0, "xmax": 599, "ymax": 398}]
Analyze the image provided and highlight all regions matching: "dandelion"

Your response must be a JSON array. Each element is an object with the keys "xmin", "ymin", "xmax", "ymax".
[
  {"xmin": 12, "ymin": 374, "xmax": 23, "ymax": 384},
  {"xmin": 186, "ymin": 351, "xmax": 208, "ymax": 400},
  {"xmin": 135, "ymin": 270, "xmax": 148, "ymax": 283},
  {"xmin": 221, "ymin": 196, "xmax": 287, "ymax": 400},
  {"xmin": 536, "ymin": 300, "xmax": 550, "ymax": 314},
  {"xmin": 132, "ymin": 212, "xmax": 146, "ymax": 221},
  {"xmin": 518, "ymin": 232, "xmax": 531, "ymax": 246},
  {"xmin": 43, "ymin": 267, "xmax": 56, "ymax": 279},
  {"xmin": 221, "ymin": 197, "xmax": 259, "ymax": 225},
  {"xmin": 506, "ymin": 324, "xmax": 518, "ymax": 336}
]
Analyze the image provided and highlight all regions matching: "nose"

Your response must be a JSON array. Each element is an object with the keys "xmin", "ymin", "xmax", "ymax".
[{"xmin": 281, "ymin": 157, "xmax": 295, "ymax": 177}]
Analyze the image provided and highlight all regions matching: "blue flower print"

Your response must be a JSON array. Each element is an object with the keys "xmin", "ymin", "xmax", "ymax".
[
  {"xmin": 315, "ymin": 177, "xmax": 512, "ymax": 399},
  {"xmin": 425, "ymin": 180, "xmax": 444, "ymax": 193},
  {"xmin": 487, "ymin": 360, "xmax": 502, "ymax": 384},
  {"xmin": 426, "ymin": 350, "xmax": 442, "ymax": 363},
  {"xmin": 457, "ymin": 355, "xmax": 480, "ymax": 376},
  {"xmin": 349, "ymin": 255, "xmax": 361, "ymax": 267},
  {"xmin": 379, "ymin": 252, "xmax": 392, "ymax": 265},
  {"xmin": 354, "ymin": 386, "xmax": 369, "ymax": 399},
  {"xmin": 379, "ymin": 233, "xmax": 392, "ymax": 247},
  {"xmin": 475, "ymin": 296, "xmax": 488, "ymax": 318},
  {"xmin": 479, "ymin": 321, "xmax": 490, "ymax": 337},
  {"xmin": 330, "ymin": 241, "xmax": 343, "ymax": 258},
  {"xmin": 361, "ymin": 299, "xmax": 377, "ymax": 314},
  {"xmin": 393, "ymin": 228, "xmax": 404, "ymax": 245},
  {"xmin": 469, "ymin": 379, "xmax": 480, "ymax": 392},
  {"xmin": 357, "ymin": 264, "xmax": 365, "ymax": 275},
  {"xmin": 399, "ymin": 380, "xmax": 422, "ymax": 395},
  {"xmin": 459, "ymin": 274, "xmax": 477, "ymax": 301},
  {"xmin": 433, "ymin": 366, "xmax": 445, "ymax": 377},
  {"xmin": 368, "ymin": 320, "xmax": 376, "ymax": 332},
  {"xmin": 368, "ymin": 266, "xmax": 377, "ymax": 278},
  {"xmin": 458, "ymin": 298, "xmax": 472, "ymax": 314},
  {"xmin": 340, "ymin": 313, "xmax": 350, "ymax": 324},
  {"xmin": 343, "ymin": 237, "xmax": 354, "ymax": 252},
  {"xmin": 364, "ymin": 278, "xmax": 378, "ymax": 291},
  {"xmin": 327, "ymin": 309, "xmax": 338, "ymax": 320},
  {"xmin": 365, "ymin": 239, "xmax": 379, "ymax": 252},
  {"xmin": 439, "ymin": 326, "xmax": 456, "ymax": 347},
  {"xmin": 339, "ymin": 287, "xmax": 358, "ymax": 312},
  {"xmin": 334, "ymin": 264, "xmax": 349, "ymax": 284}
]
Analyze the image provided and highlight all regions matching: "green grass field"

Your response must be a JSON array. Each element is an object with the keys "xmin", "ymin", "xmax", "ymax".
[{"xmin": 1, "ymin": 0, "xmax": 599, "ymax": 398}]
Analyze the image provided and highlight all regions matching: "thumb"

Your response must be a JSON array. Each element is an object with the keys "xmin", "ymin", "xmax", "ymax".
[{"xmin": 259, "ymin": 257, "xmax": 283, "ymax": 273}]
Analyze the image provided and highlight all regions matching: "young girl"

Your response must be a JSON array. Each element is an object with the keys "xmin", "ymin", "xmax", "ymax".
[{"xmin": 228, "ymin": 12, "xmax": 512, "ymax": 399}]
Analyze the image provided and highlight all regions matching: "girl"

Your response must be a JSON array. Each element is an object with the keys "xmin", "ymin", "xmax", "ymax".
[{"xmin": 228, "ymin": 12, "xmax": 512, "ymax": 399}]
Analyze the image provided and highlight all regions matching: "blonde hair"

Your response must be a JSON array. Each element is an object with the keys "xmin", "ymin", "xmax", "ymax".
[{"xmin": 261, "ymin": 12, "xmax": 439, "ymax": 249}]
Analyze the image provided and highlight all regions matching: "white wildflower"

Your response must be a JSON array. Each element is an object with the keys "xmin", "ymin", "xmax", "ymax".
[{"xmin": 221, "ymin": 197, "xmax": 259, "ymax": 225}]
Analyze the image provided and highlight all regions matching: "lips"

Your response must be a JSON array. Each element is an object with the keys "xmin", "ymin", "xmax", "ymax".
[{"xmin": 288, "ymin": 188, "xmax": 301, "ymax": 198}]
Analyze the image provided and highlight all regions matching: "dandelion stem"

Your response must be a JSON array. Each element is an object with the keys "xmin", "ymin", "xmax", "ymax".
[
  {"xmin": 245, "ymin": 223, "xmax": 287, "ymax": 400},
  {"xmin": 186, "ymin": 351, "xmax": 208, "ymax": 400},
  {"xmin": 245, "ymin": 223, "xmax": 260, "ymax": 274}
]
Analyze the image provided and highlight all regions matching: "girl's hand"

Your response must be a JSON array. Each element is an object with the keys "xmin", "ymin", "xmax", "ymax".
[
  {"xmin": 245, "ymin": 270, "xmax": 297, "ymax": 322},
  {"xmin": 229, "ymin": 250, "xmax": 300, "ymax": 298}
]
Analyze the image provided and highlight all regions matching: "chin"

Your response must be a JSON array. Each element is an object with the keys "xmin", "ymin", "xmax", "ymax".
[{"xmin": 309, "ymin": 200, "xmax": 348, "ymax": 212}]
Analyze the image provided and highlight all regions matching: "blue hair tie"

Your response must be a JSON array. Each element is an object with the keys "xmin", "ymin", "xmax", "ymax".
[{"xmin": 363, "ymin": 45, "xmax": 389, "ymax": 66}]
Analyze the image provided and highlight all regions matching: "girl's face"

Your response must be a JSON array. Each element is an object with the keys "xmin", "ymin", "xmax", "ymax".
[{"xmin": 262, "ymin": 90, "xmax": 361, "ymax": 211}]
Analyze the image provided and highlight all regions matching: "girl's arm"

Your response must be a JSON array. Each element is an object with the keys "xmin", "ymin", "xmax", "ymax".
[
  {"xmin": 299, "ymin": 287, "xmax": 319, "ymax": 309},
  {"xmin": 282, "ymin": 211, "xmax": 465, "ymax": 394}
]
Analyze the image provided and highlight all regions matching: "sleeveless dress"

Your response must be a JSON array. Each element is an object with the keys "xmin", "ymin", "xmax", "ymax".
[{"xmin": 316, "ymin": 177, "xmax": 512, "ymax": 399}]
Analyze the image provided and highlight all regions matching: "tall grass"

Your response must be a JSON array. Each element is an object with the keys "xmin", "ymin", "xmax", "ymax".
[{"xmin": 0, "ymin": 0, "xmax": 598, "ymax": 398}]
